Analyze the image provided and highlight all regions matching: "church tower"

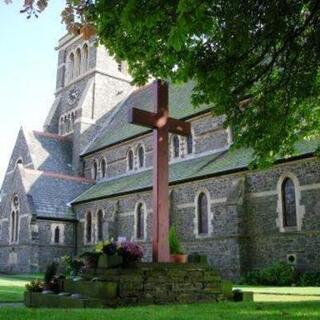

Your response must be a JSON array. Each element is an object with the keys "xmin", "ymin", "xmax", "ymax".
[{"xmin": 43, "ymin": 34, "xmax": 133, "ymax": 173}]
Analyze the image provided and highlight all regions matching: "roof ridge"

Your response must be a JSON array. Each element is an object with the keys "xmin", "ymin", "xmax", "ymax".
[
  {"xmin": 23, "ymin": 168, "xmax": 95, "ymax": 184},
  {"xmin": 32, "ymin": 130, "xmax": 68, "ymax": 141}
]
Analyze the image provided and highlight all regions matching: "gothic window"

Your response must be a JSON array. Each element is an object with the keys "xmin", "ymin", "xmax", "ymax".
[
  {"xmin": 10, "ymin": 196, "xmax": 19, "ymax": 243},
  {"xmin": 186, "ymin": 134, "xmax": 193, "ymax": 154},
  {"xmin": 172, "ymin": 135, "xmax": 180, "ymax": 158},
  {"xmin": 281, "ymin": 178, "xmax": 297, "ymax": 227},
  {"xmin": 75, "ymin": 48, "xmax": 81, "ymax": 78},
  {"xmin": 138, "ymin": 145, "xmax": 145, "ymax": 168},
  {"xmin": 82, "ymin": 44, "xmax": 89, "ymax": 73},
  {"xmin": 97, "ymin": 210, "xmax": 103, "ymax": 242},
  {"xmin": 86, "ymin": 211, "xmax": 92, "ymax": 243},
  {"xmin": 136, "ymin": 203, "xmax": 144, "ymax": 240},
  {"xmin": 127, "ymin": 148, "xmax": 134, "ymax": 171},
  {"xmin": 197, "ymin": 192, "xmax": 209, "ymax": 235},
  {"xmin": 68, "ymin": 52, "xmax": 74, "ymax": 82},
  {"xmin": 92, "ymin": 161, "xmax": 98, "ymax": 180},
  {"xmin": 100, "ymin": 158, "xmax": 107, "ymax": 178},
  {"xmin": 54, "ymin": 226, "xmax": 60, "ymax": 244}
]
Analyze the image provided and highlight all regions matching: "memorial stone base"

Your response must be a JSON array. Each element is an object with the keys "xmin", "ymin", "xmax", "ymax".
[{"xmin": 24, "ymin": 262, "xmax": 232, "ymax": 308}]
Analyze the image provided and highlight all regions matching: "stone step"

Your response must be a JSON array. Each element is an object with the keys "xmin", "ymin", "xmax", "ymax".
[
  {"xmin": 60, "ymin": 279, "xmax": 117, "ymax": 300},
  {"xmin": 24, "ymin": 292, "xmax": 103, "ymax": 308}
]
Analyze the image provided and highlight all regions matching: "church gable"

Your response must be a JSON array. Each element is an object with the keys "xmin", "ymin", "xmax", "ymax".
[
  {"xmin": 27, "ymin": 131, "xmax": 73, "ymax": 175},
  {"xmin": 0, "ymin": 165, "xmax": 35, "ymax": 245},
  {"xmin": 1, "ymin": 128, "xmax": 35, "ymax": 194}
]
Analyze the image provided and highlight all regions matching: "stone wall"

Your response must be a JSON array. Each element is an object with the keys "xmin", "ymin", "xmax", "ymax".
[
  {"xmin": 244, "ymin": 158, "xmax": 320, "ymax": 273},
  {"xmin": 75, "ymin": 157, "xmax": 320, "ymax": 280}
]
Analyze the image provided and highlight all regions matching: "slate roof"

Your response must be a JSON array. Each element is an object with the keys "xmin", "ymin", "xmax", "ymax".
[
  {"xmin": 73, "ymin": 138, "xmax": 319, "ymax": 204},
  {"xmin": 26, "ymin": 131, "xmax": 73, "ymax": 175},
  {"xmin": 82, "ymin": 81, "xmax": 210, "ymax": 155},
  {"xmin": 20, "ymin": 168, "xmax": 94, "ymax": 219}
]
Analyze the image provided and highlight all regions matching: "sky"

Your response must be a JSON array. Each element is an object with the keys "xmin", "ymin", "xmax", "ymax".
[{"xmin": 0, "ymin": 0, "xmax": 66, "ymax": 184}]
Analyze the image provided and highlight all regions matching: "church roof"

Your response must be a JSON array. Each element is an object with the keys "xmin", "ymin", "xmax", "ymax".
[
  {"xmin": 82, "ymin": 81, "xmax": 210, "ymax": 155},
  {"xmin": 26, "ymin": 130, "xmax": 73, "ymax": 175},
  {"xmin": 73, "ymin": 138, "xmax": 318, "ymax": 204},
  {"xmin": 21, "ymin": 168, "xmax": 94, "ymax": 219}
]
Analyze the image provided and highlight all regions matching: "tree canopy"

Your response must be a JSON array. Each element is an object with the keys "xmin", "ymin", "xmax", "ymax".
[{"xmin": 8, "ymin": 0, "xmax": 320, "ymax": 167}]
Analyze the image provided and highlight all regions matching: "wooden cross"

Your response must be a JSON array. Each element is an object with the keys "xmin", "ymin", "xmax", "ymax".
[{"xmin": 128, "ymin": 79, "xmax": 191, "ymax": 262}]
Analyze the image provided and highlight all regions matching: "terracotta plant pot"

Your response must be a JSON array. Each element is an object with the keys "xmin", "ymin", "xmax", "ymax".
[{"xmin": 170, "ymin": 254, "xmax": 188, "ymax": 263}]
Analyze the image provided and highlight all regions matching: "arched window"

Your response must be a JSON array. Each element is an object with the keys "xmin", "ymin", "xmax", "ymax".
[
  {"xmin": 82, "ymin": 44, "xmax": 89, "ymax": 73},
  {"xmin": 97, "ymin": 210, "xmax": 103, "ymax": 242},
  {"xmin": 127, "ymin": 148, "xmax": 134, "ymax": 171},
  {"xmin": 138, "ymin": 145, "xmax": 145, "ymax": 168},
  {"xmin": 75, "ymin": 48, "xmax": 81, "ymax": 77},
  {"xmin": 100, "ymin": 158, "xmax": 107, "ymax": 178},
  {"xmin": 186, "ymin": 134, "xmax": 193, "ymax": 154},
  {"xmin": 92, "ymin": 161, "xmax": 98, "ymax": 180},
  {"xmin": 71, "ymin": 112, "xmax": 75, "ymax": 129},
  {"xmin": 172, "ymin": 135, "xmax": 180, "ymax": 158},
  {"xmin": 60, "ymin": 117, "xmax": 65, "ymax": 135},
  {"xmin": 281, "ymin": 178, "xmax": 297, "ymax": 227},
  {"xmin": 136, "ymin": 203, "xmax": 144, "ymax": 240},
  {"xmin": 54, "ymin": 226, "xmax": 60, "ymax": 244},
  {"xmin": 68, "ymin": 52, "xmax": 74, "ymax": 82},
  {"xmin": 64, "ymin": 115, "xmax": 69, "ymax": 133},
  {"xmin": 11, "ymin": 196, "xmax": 19, "ymax": 243},
  {"xmin": 10, "ymin": 211, "xmax": 15, "ymax": 243},
  {"xmin": 15, "ymin": 158, "xmax": 23, "ymax": 168},
  {"xmin": 86, "ymin": 212, "xmax": 92, "ymax": 243},
  {"xmin": 197, "ymin": 192, "xmax": 209, "ymax": 235}
]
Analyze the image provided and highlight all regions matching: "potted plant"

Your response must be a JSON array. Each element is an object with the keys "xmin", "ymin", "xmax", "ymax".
[
  {"xmin": 80, "ymin": 251, "xmax": 101, "ymax": 269},
  {"xmin": 169, "ymin": 225, "xmax": 187, "ymax": 263},
  {"xmin": 97, "ymin": 240, "xmax": 123, "ymax": 268},
  {"xmin": 25, "ymin": 279, "xmax": 44, "ymax": 307},
  {"xmin": 117, "ymin": 241, "xmax": 143, "ymax": 267}
]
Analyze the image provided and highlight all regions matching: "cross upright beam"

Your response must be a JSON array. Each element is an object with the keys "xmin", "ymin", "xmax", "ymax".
[{"xmin": 128, "ymin": 79, "xmax": 191, "ymax": 262}]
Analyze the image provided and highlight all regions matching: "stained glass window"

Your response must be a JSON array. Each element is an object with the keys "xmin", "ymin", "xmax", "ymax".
[
  {"xmin": 282, "ymin": 178, "xmax": 297, "ymax": 227},
  {"xmin": 198, "ymin": 193, "xmax": 208, "ymax": 234}
]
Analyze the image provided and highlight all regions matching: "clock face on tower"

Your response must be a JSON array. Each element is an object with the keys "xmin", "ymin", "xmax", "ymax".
[{"xmin": 67, "ymin": 86, "xmax": 80, "ymax": 105}]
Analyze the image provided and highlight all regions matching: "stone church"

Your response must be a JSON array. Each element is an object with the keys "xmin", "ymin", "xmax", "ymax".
[{"xmin": 1, "ymin": 34, "xmax": 319, "ymax": 280}]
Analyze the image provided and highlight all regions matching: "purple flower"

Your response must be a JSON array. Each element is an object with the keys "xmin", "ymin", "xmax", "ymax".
[{"xmin": 118, "ymin": 241, "xmax": 143, "ymax": 262}]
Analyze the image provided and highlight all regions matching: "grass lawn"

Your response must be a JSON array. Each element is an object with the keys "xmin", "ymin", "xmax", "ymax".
[
  {"xmin": 0, "ymin": 301, "xmax": 320, "ymax": 320},
  {"xmin": 237, "ymin": 285, "xmax": 320, "ymax": 296},
  {"xmin": 0, "ymin": 274, "xmax": 42, "ymax": 302},
  {"xmin": 1, "ymin": 275, "xmax": 320, "ymax": 319}
]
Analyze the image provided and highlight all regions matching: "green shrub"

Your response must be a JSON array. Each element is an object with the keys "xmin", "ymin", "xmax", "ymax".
[
  {"xmin": 44, "ymin": 262, "xmax": 58, "ymax": 285},
  {"xmin": 241, "ymin": 262, "xmax": 296, "ymax": 286},
  {"xmin": 58, "ymin": 255, "xmax": 73, "ymax": 276},
  {"xmin": 298, "ymin": 272, "xmax": 320, "ymax": 286},
  {"xmin": 169, "ymin": 225, "xmax": 183, "ymax": 254}
]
